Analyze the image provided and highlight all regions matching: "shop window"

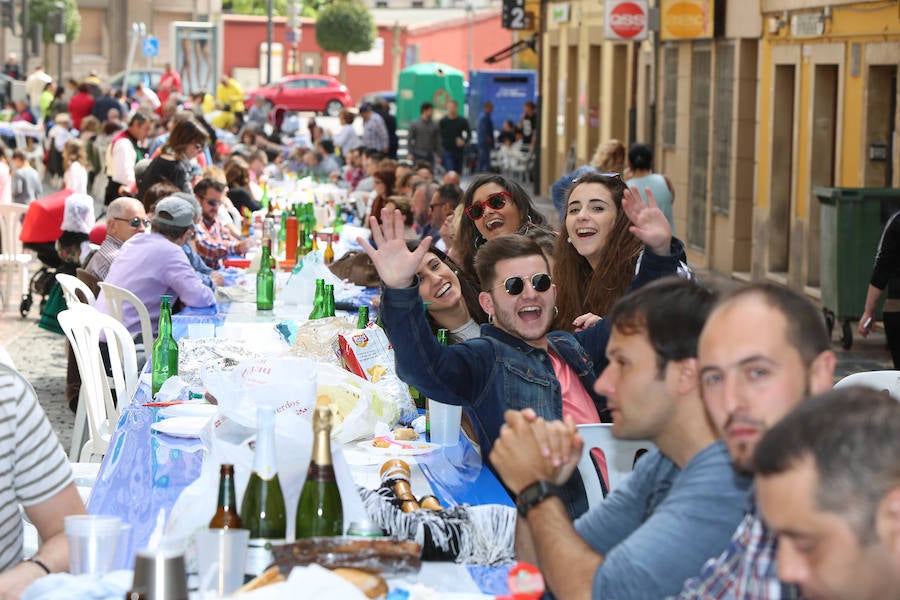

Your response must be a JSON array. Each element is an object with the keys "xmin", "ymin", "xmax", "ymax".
[
  {"xmin": 688, "ymin": 42, "xmax": 711, "ymax": 251},
  {"xmin": 712, "ymin": 42, "xmax": 734, "ymax": 214},
  {"xmin": 662, "ymin": 45, "xmax": 678, "ymax": 149}
]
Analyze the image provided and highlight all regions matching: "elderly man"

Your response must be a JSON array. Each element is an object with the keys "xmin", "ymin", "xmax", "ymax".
[
  {"xmin": 0, "ymin": 364, "xmax": 86, "ymax": 598},
  {"xmin": 104, "ymin": 112, "xmax": 152, "ymax": 205},
  {"xmin": 84, "ymin": 197, "xmax": 148, "ymax": 280},
  {"xmin": 754, "ymin": 386, "xmax": 900, "ymax": 600},
  {"xmin": 95, "ymin": 195, "xmax": 215, "ymax": 341},
  {"xmin": 490, "ymin": 278, "xmax": 752, "ymax": 599},
  {"xmin": 193, "ymin": 178, "xmax": 253, "ymax": 269}
]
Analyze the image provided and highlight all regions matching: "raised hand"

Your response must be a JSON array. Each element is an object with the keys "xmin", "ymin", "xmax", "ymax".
[
  {"xmin": 572, "ymin": 312, "xmax": 601, "ymax": 332},
  {"xmin": 622, "ymin": 186, "xmax": 672, "ymax": 256},
  {"xmin": 357, "ymin": 208, "xmax": 433, "ymax": 289}
]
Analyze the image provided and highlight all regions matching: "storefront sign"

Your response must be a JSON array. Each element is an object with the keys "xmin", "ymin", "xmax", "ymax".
[
  {"xmin": 660, "ymin": 0, "xmax": 715, "ymax": 40},
  {"xmin": 550, "ymin": 3, "xmax": 570, "ymax": 25},
  {"xmin": 604, "ymin": 0, "xmax": 649, "ymax": 41}
]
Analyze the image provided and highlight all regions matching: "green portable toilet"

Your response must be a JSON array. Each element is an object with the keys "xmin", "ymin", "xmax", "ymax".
[{"xmin": 396, "ymin": 62, "xmax": 466, "ymax": 129}]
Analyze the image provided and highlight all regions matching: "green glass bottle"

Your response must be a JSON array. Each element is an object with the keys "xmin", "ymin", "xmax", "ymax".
[
  {"xmin": 356, "ymin": 306, "xmax": 369, "ymax": 329},
  {"xmin": 240, "ymin": 406, "xmax": 287, "ymax": 576},
  {"xmin": 295, "ymin": 406, "xmax": 343, "ymax": 538},
  {"xmin": 260, "ymin": 184, "xmax": 270, "ymax": 212},
  {"xmin": 309, "ymin": 278, "xmax": 326, "ymax": 320},
  {"xmin": 332, "ymin": 210, "xmax": 344, "ymax": 234},
  {"xmin": 297, "ymin": 224, "xmax": 309, "ymax": 258},
  {"xmin": 323, "ymin": 284, "xmax": 335, "ymax": 317},
  {"xmin": 151, "ymin": 295, "xmax": 179, "ymax": 397},
  {"xmin": 256, "ymin": 242, "xmax": 274, "ymax": 311}
]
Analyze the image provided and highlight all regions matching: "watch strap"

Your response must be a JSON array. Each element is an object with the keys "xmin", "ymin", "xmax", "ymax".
[{"xmin": 515, "ymin": 480, "xmax": 559, "ymax": 518}]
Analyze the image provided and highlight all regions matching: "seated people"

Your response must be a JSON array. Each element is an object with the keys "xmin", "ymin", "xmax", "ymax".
[
  {"xmin": 84, "ymin": 197, "xmax": 148, "ymax": 280},
  {"xmin": 193, "ymin": 178, "xmax": 253, "ymax": 269},
  {"xmin": 754, "ymin": 386, "xmax": 900, "ymax": 600},
  {"xmin": 95, "ymin": 195, "xmax": 216, "ymax": 342},
  {"xmin": 490, "ymin": 278, "xmax": 753, "ymax": 599},
  {"xmin": 0, "ymin": 364, "xmax": 87, "ymax": 598}
]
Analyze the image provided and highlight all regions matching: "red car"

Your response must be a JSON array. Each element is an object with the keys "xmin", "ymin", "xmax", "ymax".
[{"xmin": 245, "ymin": 75, "xmax": 353, "ymax": 117}]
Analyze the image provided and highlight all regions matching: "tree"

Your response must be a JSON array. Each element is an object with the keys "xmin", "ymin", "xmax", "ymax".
[
  {"xmin": 27, "ymin": 0, "xmax": 79, "ymax": 43},
  {"xmin": 315, "ymin": 0, "xmax": 375, "ymax": 81}
]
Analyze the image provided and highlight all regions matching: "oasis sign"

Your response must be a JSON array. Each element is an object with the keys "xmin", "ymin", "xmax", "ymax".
[{"xmin": 604, "ymin": 0, "xmax": 649, "ymax": 41}]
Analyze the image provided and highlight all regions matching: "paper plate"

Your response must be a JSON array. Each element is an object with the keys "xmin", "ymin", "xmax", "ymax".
[
  {"xmin": 151, "ymin": 416, "xmax": 212, "ymax": 438},
  {"xmin": 356, "ymin": 438, "xmax": 438, "ymax": 456},
  {"xmin": 158, "ymin": 403, "xmax": 218, "ymax": 419}
]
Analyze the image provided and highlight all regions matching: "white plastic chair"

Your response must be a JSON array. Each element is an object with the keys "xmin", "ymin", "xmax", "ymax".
[
  {"xmin": 98, "ymin": 281, "xmax": 154, "ymax": 359},
  {"xmin": 0, "ymin": 203, "xmax": 32, "ymax": 311},
  {"xmin": 13, "ymin": 125, "xmax": 45, "ymax": 177},
  {"xmin": 58, "ymin": 306, "xmax": 139, "ymax": 462},
  {"xmin": 833, "ymin": 370, "xmax": 900, "ymax": 400},
  {"xmin": 56, "ymin": 273, "xmax": 96, "ymax": 308},
  {"xmin": 576, "ymin": 423, "xmax": 654, "ymax": 510}
]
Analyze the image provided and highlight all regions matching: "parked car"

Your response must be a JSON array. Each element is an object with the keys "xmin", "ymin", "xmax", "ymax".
[
  {"xmin": 245, "ymin": 74, "xmax": 352, "ymax": 117},
  {"xmin": 107, "ymin": 69, "xmax": 164, "ymax": 97}
]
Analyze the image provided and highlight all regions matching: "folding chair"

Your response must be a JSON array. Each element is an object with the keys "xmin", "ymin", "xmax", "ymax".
[
  {"xmin": 833, "ymin": 369, "xmax": 900, "ymax": 400},
  {"xmin": 576, "ymin": 423, "xmax": 654, "ymax": 510},
  {"xmin": 55, "ymin": 273, "xmax": 96, "ymax": 308},
  {"xmin": 0, "ymin": 203, "xmax": 32, "ymax": 311}
]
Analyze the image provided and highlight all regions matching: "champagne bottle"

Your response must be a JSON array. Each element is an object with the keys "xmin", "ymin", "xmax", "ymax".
[
  {"xmin": 323, "ymin": 233, "xmax": 335, "ymax": 265},
  {"xmin": 356, "ymin": 306, "xmax": 369, "ymax": 329},
  {"xmin": 309, "ymin": 278, "xmax": 326, "ymax": 320},
  {"xmin": 310, "ymin": 231, "xmax": 319, "ymax": 252},
  {"xmin": 210, "ymin": 464, "xmax": 243, "ymax": 529},
  {"xmin": 240, "ymin": 407, "xmax": 287, "ymax": 576},
  {"xmin": 324, "ymin": 284, "xmax": 335, "ymax": 317},
  {"xmin": 256, "ymin": 242, "xmax": 274, "ymax": 311},
  {"xmin": 295, "ymin": 406, "xmax": 343, "ymax": 538},
  {"xmin": 151, "ymin": 295, "xmax": 178, "ymax": 397}
]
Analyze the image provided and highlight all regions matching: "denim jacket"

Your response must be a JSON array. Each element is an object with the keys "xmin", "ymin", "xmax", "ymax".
[{"xmin": 381, "ymin": 283, "xmax": 604, "ymax": 516}]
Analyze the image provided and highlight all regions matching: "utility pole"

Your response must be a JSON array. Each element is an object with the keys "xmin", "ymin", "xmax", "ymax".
[
  {"xmin": 21, "ymin": 0, "xmax": 29, "ymax": 74},
  {"xmin": 266, "ymin": 0, "xmax": 273, "ymax": 84},
  {"xmin": 53, "ymin": 2, "xmax": 64, "ymax": 84}
]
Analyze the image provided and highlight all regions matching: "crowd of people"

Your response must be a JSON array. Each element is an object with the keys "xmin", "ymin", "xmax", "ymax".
[{"xmin": 0, "ymin": 63, "xmax": 897, "ymax": 600}]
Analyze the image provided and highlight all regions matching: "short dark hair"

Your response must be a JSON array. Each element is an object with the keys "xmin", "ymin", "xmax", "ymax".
[
  {"xmin": 754, "ymin": 386, "xmax": 900, "ymax": 542},
  {"xmin": 434, "ymin": 183, "xmax": 462, "ymax": 209},
  {"xmin": 420, "ymin": 101, "xmax": 433, "ymax": 113},
  {"xmin": 318, "ymin": 139, "xmax": 334, "ymax": 155},
  {"xmin": 717, "ymin": 284, "xmax": 831, "ymax": 367},
  {"xmin": 608, "ymin": 277, "xmax": 716, "ymax": 376},
  {"xmin": 193, "ymin": 177, "xmax": 226, "ymax": 198},
  {"xmin": 128, "ymin": 111, "xmax": 150, "ymax": 127},
  {"xmin": 475, "ymin": 235, "xmax": 548, "ymax": 291},
  {"xmin": 628, "ymin": 143, "xmax": 654, "ymax": 170}
]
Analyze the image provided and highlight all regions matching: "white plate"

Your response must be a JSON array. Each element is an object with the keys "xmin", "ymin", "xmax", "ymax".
[
  {"xmin": 356, "ymin": 437, "xmax": 438, "ymax": 456},
  {"xmin": 158, "ymin": 403, "xmax": 218, "ymax": 419},
  {"xmin": 151, "ymin": 416, "xmax": 212, "ymax": 438}
]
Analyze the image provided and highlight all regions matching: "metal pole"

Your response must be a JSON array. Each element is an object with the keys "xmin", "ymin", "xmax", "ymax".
[
  {"xmin": 266, "ymin": 0, "xmax": 273, "ymax": 84},
  {"xmin": 466, "ymin": 3, "xmax": 473, "ymax": 76},
  {"xmin": 21, "ymin": 0, "xmax": 28, "ymax": 71},
  {"xmin": 55, "ymin": 2, "xmax": 64, "ymax": 84}
]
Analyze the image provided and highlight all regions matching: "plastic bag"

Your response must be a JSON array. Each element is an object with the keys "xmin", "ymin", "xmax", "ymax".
[
  {"xmin": 316, "ymin": 362, "xmax": 407, "ymax": 444},
  {"xmin": 281, "ymin": 253, "xmax": 363, "ymax": 306}
]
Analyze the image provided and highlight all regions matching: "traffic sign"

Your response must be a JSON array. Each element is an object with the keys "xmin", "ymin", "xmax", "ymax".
[
  {"xmin": 604, "ymin": 0, "xmax": 649, "ymax": 41},
  {"xmin": 142, "ymin": 36, "xmax": 159, "ymax": 58}
]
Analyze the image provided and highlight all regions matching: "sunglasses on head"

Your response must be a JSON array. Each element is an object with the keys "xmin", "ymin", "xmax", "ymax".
[
  {"xmin": 114, "ymin": 216, "xmax": 151, "ymax": 228},
  {"xmin": 465, "ymin": 191, "xmax": 512, "ymax": 220},
  {"xmin": 493, "ymin": 273, "xmax": 552, "ymax": 296}
]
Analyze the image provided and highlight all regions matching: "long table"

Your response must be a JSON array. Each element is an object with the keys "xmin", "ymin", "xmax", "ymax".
[{"xmin": 87, "ymin": 304, "xmax": 516, "ymax": 595}]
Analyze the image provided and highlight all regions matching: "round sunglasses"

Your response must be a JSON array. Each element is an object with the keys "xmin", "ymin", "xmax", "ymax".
[
  {"xmin": 114, "ymin": 216, "xmax": 151, "ymax": 228},
  {"xmin": 465, "ymin": 191, "xmax": 512, "ymax": 221},
  {"xmin": 493, "ymin": 273, "xmax": 552, "ymax": 296}
]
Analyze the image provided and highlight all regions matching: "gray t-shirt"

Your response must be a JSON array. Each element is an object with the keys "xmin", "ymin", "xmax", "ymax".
[
  {"xmin": 574, "ymin": 440, "xmax": 752, "ymax": 599},
  {"xmin": 12, "ymin": 166, "xmax": 42, "ymax": 205}
]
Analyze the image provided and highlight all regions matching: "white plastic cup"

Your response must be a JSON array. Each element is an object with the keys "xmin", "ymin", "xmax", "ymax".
[
  {"xmin": 428, "ymin": 400, "xmax": 462, "ymax": 446},
  {"xmin": 196, "ymin": 528, "xmax": 250, "ymax": 597},
  {"xmin": 64, "ymin": 515, "xmax": 124, "ymax": 576}
]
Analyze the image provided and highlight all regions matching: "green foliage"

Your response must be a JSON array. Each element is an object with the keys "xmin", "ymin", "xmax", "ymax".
[
  {"xmin": 27, "ymin": 0, "xmax": 80, "ymax": 43},
  {"xmin": 224, "ymin": 0, "xmax": 288, "ymax": 16},
  {"xmin": 315, "ymin": 0, "xmax": 375, "ymax": 56}
]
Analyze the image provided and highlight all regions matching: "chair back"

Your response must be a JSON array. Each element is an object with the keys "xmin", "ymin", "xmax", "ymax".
[
  {"xmin": 0, "ymin": 203, "xmax": 31, "ymax": 309},
  {"xmin": 58, "ymin": 306, "xmax": 138, "ymax": 462},
  {"xmin": 56, "ymin": 273, "xmax": 95, "ymax": 308},
  {"xmin": 576, "ymin": 423, "xmax": 654, "ymax": 510},
  {"xmin": 75, "ymin": 268, "xmax": 101, "ymax": 298},
  {"xmin": 98, "ymin": 281, "xmax": 154, "ymax": 349},
  {"xmin": 833, "ymin": 370, "xmax": 900, "ymax": 400}
]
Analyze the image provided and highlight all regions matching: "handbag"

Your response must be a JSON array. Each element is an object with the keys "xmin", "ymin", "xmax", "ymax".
[{"xmin": 328, "ymin": 251, "xmax": 381, "ymax": 288}]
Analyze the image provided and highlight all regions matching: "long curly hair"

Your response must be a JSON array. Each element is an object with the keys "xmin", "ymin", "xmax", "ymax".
[
  {"xmin": 552, "ymin": 171, "xmax": 643, "ymax": 331},
  {"xmin": 454, "ymin": 173, "xmax": 546, "ymax": 284}
]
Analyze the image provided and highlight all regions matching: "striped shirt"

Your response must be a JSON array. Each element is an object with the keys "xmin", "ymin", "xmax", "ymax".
[
  {"xmin": 0, "ymin": 365, "xmax": 72, "ymax": 572},
  {"xmin": 84, "ymin": 235, "xmax": 125, "ymax": 281}
]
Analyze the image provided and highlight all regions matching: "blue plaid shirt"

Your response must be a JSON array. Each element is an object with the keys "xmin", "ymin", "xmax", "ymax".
[{"xmin": 671, "ymin": 500, "xmax": 802, "ymax": 600}]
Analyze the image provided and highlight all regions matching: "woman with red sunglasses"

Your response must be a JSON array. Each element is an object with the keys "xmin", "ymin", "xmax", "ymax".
[{"xmin": 454, "ymin": 173, "xmax": 549, "ymax": 282}]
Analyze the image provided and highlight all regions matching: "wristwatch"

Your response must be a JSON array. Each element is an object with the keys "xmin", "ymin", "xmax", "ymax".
[{"xmin": 515, "ymin": 480, "xmax": 560, "ymax": 518}]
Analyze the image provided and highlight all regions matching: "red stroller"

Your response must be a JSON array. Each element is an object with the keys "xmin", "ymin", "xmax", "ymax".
[{"xmin": 19, "ymin": 189, "xmax": 74, "ymax": 316}]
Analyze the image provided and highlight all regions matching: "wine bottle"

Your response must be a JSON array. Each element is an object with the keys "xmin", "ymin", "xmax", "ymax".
[
  {"xmin": 209, "ymin": 464, "xmax": 243, "ymax": 529},
  {"xmin": 323, "ymin": 233, "xmax": 335, "ymax": 265},
  {"xmin": 309, "ymin": 278, "xmax": 326, "ymax": 320},
  {"xmin": 295, "ymin": 406, "xmax": 343, "ymax": 538},
  {"xmin": 256, "ymin": 242, "xmax": 274, "ymax": 311},
  {"xmin": 324, "ymin": 284, "xmax": 335, "ymax": 317},
  {"xmin": 240, "ymin": 407, "xmax": 287, "ymax": 576},
  {"xmin": 356, "ymin": 306, "xmax": 369, "ymax": 330},
  {"xmin": 151, "ymin": 295, "xmax": 178, "ymax": 397}
]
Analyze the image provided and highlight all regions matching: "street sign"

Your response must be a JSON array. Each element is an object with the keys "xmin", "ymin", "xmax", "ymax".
[
  {"xmin": 142, "ymin": 36, "xmax": 159, "ymax": 58},
  {"xmin": 502, "ymin": 0, "xmax": 526, "ymax": 30},
  {"xmin": 53, "ymin": 33, "xmax": 65, "ymax": 44},
  {"xmin": 605, "ymin": 0, "xmax": 649, "ymax": 41}
]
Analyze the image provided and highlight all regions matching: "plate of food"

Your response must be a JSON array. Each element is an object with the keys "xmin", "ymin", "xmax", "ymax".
[
  {"xmin": 356, "ymin": 428, "xmax": 437, "ymax": 456},
  {"xmin": 151, "ymin": 416, "xmax": 212, "ymax": 438}
]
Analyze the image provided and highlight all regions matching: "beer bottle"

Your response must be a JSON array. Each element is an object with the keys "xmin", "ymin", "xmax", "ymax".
[
  {"xmin": 324, "ymin": 284, "xmax": 335, "ymax": 318},
  {"xmin": 260, "ymin": 184, "xmax": 270, "ymax": 215},
  {"xmin": 309, "ymin": 278, "xmax": 326, "ymax": 320},
  {"xmin": 332, "ymin": 210, "xmax": 344, "ymax": 234},
  {"xmin": 240, "ymin": 407, "xmax": 287, "ymax": 576},
  {"xmin": 295, "ymin": 406, "xmax": 343, "ymax": 538},
  {"xmin": 323, "ymin": 233, "xmax": 335, "ymax": 266},
  {"xmin": 151, "ymin": 295, "xmax": 178, "ymax": 397},
  {"xmin": 310, "ymin": 230, "xmax": 319, "ymax": 252},
  {"xmin": 356, "ymin": 306, "xmax": 369, "ymax": 329},
  {"xmin": 297, "ymin": 224, "xmax": 308, "ymax": 258},
  {"xmin": 209, "ymin": 464, "xmax": 243, "ymax": 529},
  {"xmin": 256, "ymin": 242, "xmax": 274, "ymax": 311}
]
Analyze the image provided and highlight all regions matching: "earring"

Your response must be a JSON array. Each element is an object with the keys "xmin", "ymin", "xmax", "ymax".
[
  {"xmin": 566, "ymin": 237, "xmax": 572, "ymax": 243},
  {"xmin": 553, "ymin": 306, "xmax": 559, "ymax": 317},
  {"xmin": 488, "ymin": 314, "xmax": 494, "ymax": 324}
]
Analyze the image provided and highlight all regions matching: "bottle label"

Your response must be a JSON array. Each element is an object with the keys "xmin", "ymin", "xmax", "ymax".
[{"xmin": 244, "ymin": 538, "xmax": 284, "ymax": 576}]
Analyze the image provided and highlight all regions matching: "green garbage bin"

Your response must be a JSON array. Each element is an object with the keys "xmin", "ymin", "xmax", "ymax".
[{"xmin": 814, "ymin": 186, "xmax": 900, "ymax": 349}]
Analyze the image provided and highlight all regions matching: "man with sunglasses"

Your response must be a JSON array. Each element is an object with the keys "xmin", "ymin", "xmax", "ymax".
[
  {"xmin": 193, "ymin": 178, "xmax": 253, "ymax": 269},
  {"xmin": 84, "ymin": 197, "xmax": 148, "ymax": 281}
]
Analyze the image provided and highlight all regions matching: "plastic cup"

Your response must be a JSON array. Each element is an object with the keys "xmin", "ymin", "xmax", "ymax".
[
  {"xmin": 64, "ymin": 515, "xmax": 124, "ymax": 576},
  {"xmin": 195, "ymin": 528, "xmax": 250, "ymax": 597},
  {"xmin": 428, "ymin": 400, "xmax": 462, "ymax": 446}
]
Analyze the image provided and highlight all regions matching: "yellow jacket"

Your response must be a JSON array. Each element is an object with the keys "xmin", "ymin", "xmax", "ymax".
[{"xmin": 216, "ymin": 78, "xmax": 245, "ymax": 113}]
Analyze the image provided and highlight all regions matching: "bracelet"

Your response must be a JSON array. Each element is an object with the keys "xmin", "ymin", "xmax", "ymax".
[
  {"xmin": 515, "ymin": 480, "xmax": 560, "ymax": 518},
  {"xmin": 25, "ymin": 557, "xmax": 51, "ymax": 575}
]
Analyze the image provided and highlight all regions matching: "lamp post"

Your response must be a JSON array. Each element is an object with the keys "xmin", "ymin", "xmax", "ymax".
[
  {"xmin": 466, "ymin": 2, "xmax": 474, "ymax": 76},
  {"xmin": 53, "ymin": 2, "xmax": 64, "ymax": 84},
  {"xmin": 266, "ymin": 0, "xmax": 273, "ymax": 84}
]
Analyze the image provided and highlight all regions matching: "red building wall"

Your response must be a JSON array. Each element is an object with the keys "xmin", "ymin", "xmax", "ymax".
[{"xmin": 407, "ymin": 12, "xmax": 511, "ymax": 74}]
